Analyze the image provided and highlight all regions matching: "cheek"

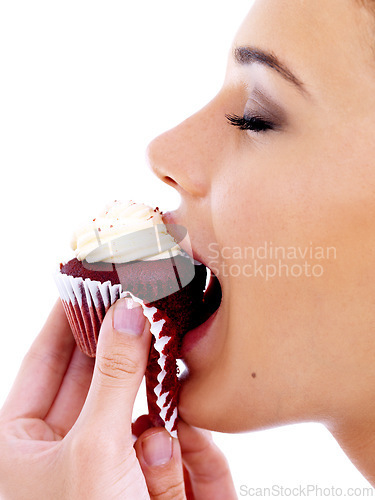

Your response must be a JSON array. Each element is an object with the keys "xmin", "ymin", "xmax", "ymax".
[
  {"xmin": 211, "ymin": 140, "xmax": 370, "ymax": 251},
  {"xmin": 211, "ymin": 157, "xmax": 306, "ymax": 251},
  {"xmin": 212, "ymin": 148, "xmax": 375, "ymax": 319}
]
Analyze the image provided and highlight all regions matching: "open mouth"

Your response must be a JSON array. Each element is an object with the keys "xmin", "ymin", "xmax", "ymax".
[
  {"xmin": 162, "ymin": 211, "xmax": 223, "ymax": 332},
  {"xmin": 189, "ymin": 266, "xmax": 222, "ymax": 330}
]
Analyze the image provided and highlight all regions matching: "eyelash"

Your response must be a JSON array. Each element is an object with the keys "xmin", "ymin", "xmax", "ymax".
[{"xmin": 225, "ymin": 113, "xmax": 275, "ymax": 133}]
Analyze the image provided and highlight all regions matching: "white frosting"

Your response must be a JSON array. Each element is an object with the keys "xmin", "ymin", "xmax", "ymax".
[{"xmin": 71, "ymin": 200, "xmax": 183, "ymax": 264}]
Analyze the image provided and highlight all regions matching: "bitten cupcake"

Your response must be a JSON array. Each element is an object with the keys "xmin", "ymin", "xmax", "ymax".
[{"xmin": 54, "ymin": 200, "xmax": 217, "ymax": 435}]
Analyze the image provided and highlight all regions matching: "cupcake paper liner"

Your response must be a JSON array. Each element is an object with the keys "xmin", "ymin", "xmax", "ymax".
[{"xmin": 54, "ymin": 271, "xmax": 178, "ymax": 437}]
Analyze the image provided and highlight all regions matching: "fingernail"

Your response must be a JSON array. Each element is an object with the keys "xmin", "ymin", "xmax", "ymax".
[
  {"xmin": 142, "ymin": 431, "xmax": 173, "ymax": 466},
  {"xmin": 113, "ymin": 298, "xmax": 146, "ymax": 335}
]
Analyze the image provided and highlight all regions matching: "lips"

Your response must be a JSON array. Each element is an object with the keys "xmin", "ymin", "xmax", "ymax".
[{"xmin": 162, "ymin": 211, "xmax": 223, "ymax": 333}]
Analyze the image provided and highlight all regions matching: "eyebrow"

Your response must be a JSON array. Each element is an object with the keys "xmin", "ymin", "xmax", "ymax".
[{"xmin": 234, "ymin": 46, "xmax": 310, "ymax": 97}]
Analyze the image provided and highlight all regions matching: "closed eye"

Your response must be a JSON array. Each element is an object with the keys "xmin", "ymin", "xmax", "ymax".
[{"xmin": 225, "ymin": 113, "xmax": 275, "ymax": 133}]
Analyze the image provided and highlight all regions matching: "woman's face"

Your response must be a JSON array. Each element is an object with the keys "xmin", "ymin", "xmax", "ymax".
[{"xmin": 148, "ymin": 0, "xmax": 375, "ymax": 433}]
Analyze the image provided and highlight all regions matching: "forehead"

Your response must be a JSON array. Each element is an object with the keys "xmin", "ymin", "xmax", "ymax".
[{"xmin": 232, "ymin": 0, "xmax": 375, "ymax": 105}]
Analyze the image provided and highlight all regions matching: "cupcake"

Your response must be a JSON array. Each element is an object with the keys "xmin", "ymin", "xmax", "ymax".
[{"xmin": 54, "ymin": 200, "xmax": 220, "ymax": 436}]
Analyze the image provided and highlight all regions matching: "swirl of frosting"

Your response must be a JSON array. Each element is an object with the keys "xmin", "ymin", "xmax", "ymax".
[{"xmin": 71, "ymin": 200, "xmax": 183, "ymax": 263}]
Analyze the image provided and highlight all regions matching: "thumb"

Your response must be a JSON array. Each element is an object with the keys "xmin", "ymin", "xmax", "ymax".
[
  {"xmin": 135, "ymin": 428, "xmax": 186, "ymax": 500},
  {"xmin": 78, "ymin": 297, "xmax": 151, "ymax": 437}
]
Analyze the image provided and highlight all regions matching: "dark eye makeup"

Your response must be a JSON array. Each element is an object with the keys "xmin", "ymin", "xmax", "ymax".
[
  {"xmin": 225, "ymin": 86, "xmax": 286, "ymax": 134},
  {"xmin": 225, "ymin": 113, "xmax": 275, "ymax": 133}
]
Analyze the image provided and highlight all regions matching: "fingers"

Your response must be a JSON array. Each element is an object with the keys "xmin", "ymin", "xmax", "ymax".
[
  {"xmin": 1, "ymin": 300, "xmax": 76, "ymax": 420},
  {"xmin": 44, "ymin": 345, "xmax": 95, "ymax": 437},
  {"xmin": 134, "ymin": 427, "xmax": 186, "ymax": 500},
  {"xmin": 74, "ymin": 298, "xmax": 151, "ymax": 442},
  {"xmin": 178, "ymin": 420, "xmax": 237, "ymax": 500}
]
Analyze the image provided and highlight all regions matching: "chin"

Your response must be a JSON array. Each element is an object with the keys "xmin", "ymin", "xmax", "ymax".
[
  {"xmin": 177, "ymin": 371, "xmax": 246, "ymax": 433},
  {"xmin": 178, "ymin": 390, "xmax": 226, "ymax": 432},
  {"xmin": 178, "ymin": 367, "xmax": 294, "ymax": 434},
  {"xmin": 178, "ymin": 396, "xmax": 247, "ymax": 433}
]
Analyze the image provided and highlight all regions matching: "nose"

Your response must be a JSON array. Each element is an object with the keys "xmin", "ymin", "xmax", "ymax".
[{"xmin": 146, "ymin": 98, "xmax": 224, "ymax": 199}]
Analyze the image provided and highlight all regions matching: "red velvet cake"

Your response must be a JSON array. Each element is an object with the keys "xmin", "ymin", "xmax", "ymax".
[{"xmin": 55, "ymin": 200, "xmax": 221, "ymax": 435}]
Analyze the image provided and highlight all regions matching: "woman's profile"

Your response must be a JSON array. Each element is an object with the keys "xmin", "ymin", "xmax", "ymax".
[{"xmin": 1, "ymin": 0, "xmax": 375, "ymax": 497}]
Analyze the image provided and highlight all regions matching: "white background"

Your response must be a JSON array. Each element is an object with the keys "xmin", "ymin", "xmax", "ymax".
[{"xmin": 0, "ymin": 1, "xmax": 372, "ymax": 497}]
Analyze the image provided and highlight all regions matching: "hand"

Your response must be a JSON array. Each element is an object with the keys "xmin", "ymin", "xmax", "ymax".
[
  {"xmin": 0, "ymin": 298, "xmax": 237, "ymax": 499},
  {"xmin": 132, "ymin": 414, "xmax": 237, "ymax": 500}
]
